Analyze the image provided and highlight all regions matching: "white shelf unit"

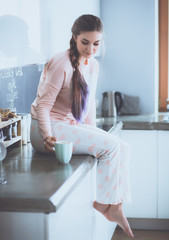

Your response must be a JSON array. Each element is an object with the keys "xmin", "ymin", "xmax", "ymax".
[{"xmin": 0, "ymin": 117, "xmax": 22, "ymax": 148}]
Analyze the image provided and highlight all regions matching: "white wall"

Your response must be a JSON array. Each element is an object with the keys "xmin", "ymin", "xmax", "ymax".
[
  {"xmin": 40, "ymin": 0, "xmax": 100, "ymax": 59},
  {"xmin": 0, "ymin": 0, "xmax": 99, "ymax": 68},
  {"xmin": 96, "ymin": 0, "xmax": 158, "ymax": 114},
  {"xmin": 0, "ymin": 0, "xmax": 44, "ymax": 68},
  {"xmin": 0, "ymin": 0, "xmax": 158, "ymax": 114}
]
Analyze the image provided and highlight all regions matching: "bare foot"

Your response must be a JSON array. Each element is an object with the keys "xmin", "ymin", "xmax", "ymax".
[
  {"xmin": 93, "ymin": 201, "xmax": 134, "ymax": 238},
  {"xmin": 93, "ymin": 201, "xmax": 110, "ymax": 213}
]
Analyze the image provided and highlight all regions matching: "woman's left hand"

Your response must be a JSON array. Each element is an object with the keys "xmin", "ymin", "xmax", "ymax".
[{"xmin": 44, "ymin": 136, "xmax": 57, "ymax": 152}]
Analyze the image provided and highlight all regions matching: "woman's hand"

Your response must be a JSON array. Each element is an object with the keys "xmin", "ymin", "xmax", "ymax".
[{"xmin": 44, "ymin": 136, "xmax": 57, "ymax": 152}]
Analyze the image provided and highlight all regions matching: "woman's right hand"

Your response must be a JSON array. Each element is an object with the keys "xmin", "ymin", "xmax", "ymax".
[{"xmin": 44, "ymin": 136, "xmax": 57, "ymax": 152}]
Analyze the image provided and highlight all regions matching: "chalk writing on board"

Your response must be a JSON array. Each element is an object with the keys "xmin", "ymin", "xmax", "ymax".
[
  {"xmin": 0, "ymin": 64, "xmax": 42, "ymax": 113},
  {"xmin": 0, "ymin": 68, "xmax": 14, "ymax": 79},
  {"xmin": 0, "ymin": 67, "xmax": 23, "ymax": 79},
  {"xmin": 7, "ymin": 78, "xmax": 18, "ymax": 111},
  {"xmin": 15, "ymin": 68, "xmax": 23, "ymax": 77}
]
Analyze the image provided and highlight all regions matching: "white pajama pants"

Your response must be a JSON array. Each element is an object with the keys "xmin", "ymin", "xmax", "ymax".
[{"xmin": 30, "ymin": 119, "xmax": 131, "ymax": 205}]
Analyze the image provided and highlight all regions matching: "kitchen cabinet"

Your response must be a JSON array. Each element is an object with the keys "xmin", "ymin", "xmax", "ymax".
[
  {"xmin": 0, "ymin": 165, "xmax": 95, "ymax": 240},
  {"xmin": 48, "ymin": 164, "xmax": 116, "ymax": 240},
  {"xmin": 98, "ymin": 115, "xmax": 169, "ymax": 220},
  {"xmin": 157, "ymin": 131, "xmax": 169, "ymax": 219},
  {"xmin": 120, "ymin": 130, "xmax": 158, "ymax": 218},
  {"xmin": 47, "ymin": 168, "xmax": 95, "ymax": 240},
  {"xmin": 120, "ymin": 129, "xmax": 169, "ymax": 219},
  {"xmin": 0, "ymin": 152, "xmax": 116, "ymax": 240}
]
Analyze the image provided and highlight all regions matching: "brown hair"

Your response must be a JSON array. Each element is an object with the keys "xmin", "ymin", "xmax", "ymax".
[{"xmin": 69, "ymin": 14, "xmax": 103, "ymax": 121}]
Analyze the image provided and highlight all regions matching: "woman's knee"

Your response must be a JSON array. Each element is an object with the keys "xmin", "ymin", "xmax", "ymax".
[{"xmin": 30, "ymin": 120, "xmax": 46, "ymax": 153}]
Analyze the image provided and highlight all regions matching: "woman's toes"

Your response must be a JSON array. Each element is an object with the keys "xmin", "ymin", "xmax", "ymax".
[
  {"xmin": 124, "ymin": 228, "xmax": 134, "ymax": 238},
  {"xmin": 126, "ymin": 228, "xmax": 134, "ymax": 238}
]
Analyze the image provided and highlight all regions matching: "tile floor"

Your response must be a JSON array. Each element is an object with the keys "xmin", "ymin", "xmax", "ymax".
[{"xmin": 112, "ymin": 227, "xmax": 169, "ymax": 240}]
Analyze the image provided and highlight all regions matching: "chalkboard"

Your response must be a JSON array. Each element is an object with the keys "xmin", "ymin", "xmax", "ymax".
[{"xmin": 0, "ymin": 64, "xmax": 43, "ymax": 114}]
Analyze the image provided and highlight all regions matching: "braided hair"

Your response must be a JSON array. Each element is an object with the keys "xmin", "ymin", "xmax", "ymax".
[{"xmin": 69, "ymin": 14, "xmax": 103, "ymax": 121}]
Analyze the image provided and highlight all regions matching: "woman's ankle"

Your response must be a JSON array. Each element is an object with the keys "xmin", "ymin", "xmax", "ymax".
[{"xmin": 93, "ymin": 201, "xmax": 110, "ymax": 214}]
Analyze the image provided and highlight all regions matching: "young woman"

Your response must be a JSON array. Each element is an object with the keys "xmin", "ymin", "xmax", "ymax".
[{"xmin": 30, "ymin": 14, "xmax": 134, "ymax": 238}]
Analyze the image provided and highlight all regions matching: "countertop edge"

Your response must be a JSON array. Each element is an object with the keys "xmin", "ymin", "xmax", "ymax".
[
  {"xmin": 0, "ymin": 198, "xmax": 55, "ymax": 213},
  {"xmin": 0, "ymin": 156, "xmax": 96, "ymax": 213}
]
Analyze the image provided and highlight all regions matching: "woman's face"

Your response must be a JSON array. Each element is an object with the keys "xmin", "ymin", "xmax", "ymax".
[{"xmin": 74, "ymin": 31, "xmax": 102, "ymax": 60}]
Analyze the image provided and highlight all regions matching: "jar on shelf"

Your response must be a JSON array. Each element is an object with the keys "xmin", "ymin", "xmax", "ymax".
[
  {"xmin": 3, "ymin": 125, "xmax": 12, "ymax": 141},
  {"xmin": 21, "ymin": 115, "xmax": 27, "ymax": 145},
  {"xmin": 12, "ymin": 122, "xmax": 17, "ymax": 138},
  {"xmin": 26, "ymin": 114, "xmax": 31, "ymax": 143},
  {"xmin": 0, "ymin": 129, "xmax": 4, "ymax": 142}
]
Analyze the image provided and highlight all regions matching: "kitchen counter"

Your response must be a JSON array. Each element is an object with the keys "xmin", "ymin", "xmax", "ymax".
[
  {"xmin": 0, "ymin": 120, "xmax": 129, "ymax": 239},
  {"xmin": 96, "ymin": 113, "xmax": 169, "ymax": 130},
  {"xmin": 1, "ymin": 114, "xmax": 167, "ymax": 238},
  {"xmin": 0, "ymin": 121, "xmax": 119, "ymax": 214},
  {"xmin": 0, "ymin": 144, "xmax": 96, "ymax": 213},
  {"xmin": 1, "ymin": 112, "xmax": 168, "ymax": 213},
  {"xmin": 0, "ymin": 143, "xmax": 117, "ymax": 240}
]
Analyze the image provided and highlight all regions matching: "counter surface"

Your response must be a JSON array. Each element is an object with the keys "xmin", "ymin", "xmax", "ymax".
[
  {"xmin": 1, "ymin": 113, "xmax": 168, "ymax": 213},
  {"xmin": 96, "ymin": 113, "xmax": 169, "ymax": 130},
  {"xmin": 0, "ymin": 144, "xmax": 95, "ymax": 213}
]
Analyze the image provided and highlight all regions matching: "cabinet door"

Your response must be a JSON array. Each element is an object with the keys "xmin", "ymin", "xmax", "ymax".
[
  {"xmin": 120, "ymin": 130, "xmax": 157, "ymax": 218},
  {"xmin": 158, "ymin": 131, "xmax": 169, "ymax": 219},
  {"xmin": 47, "ymin": 169, "xmax": 94, "ymax": 240},
  {"xmin": 0, "ymin": 212, "xmax": 45, "ymax": 240}
]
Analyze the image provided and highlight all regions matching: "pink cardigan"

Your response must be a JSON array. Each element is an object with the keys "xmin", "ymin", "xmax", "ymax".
[{"xmin": 31, "ymin": 50, "xmax": 99, "ymax": 140}]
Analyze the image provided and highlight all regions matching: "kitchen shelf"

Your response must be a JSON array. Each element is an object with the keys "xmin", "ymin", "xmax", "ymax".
[
  {"xmin": 3, "ymin": 136, "xmax": 22, "ymax": 148},
  {"xmin": 0, "ymin": 116, "xmax": 22, "ymax": 148}
]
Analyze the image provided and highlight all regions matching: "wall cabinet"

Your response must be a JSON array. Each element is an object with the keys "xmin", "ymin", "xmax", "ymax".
[{"xmin": 120, "ymin": 129, "xmax": 169, "ymax": 219}]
